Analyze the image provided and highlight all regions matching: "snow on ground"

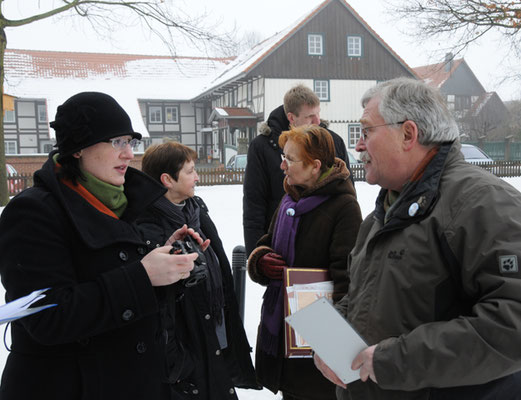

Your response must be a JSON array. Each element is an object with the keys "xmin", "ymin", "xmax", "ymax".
[{"xmin": 0, "ymin": 178, "xmax": 520, "ymax": 398}]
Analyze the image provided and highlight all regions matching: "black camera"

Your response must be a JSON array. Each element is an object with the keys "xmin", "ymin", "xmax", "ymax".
[{"xmin": 169, "ymin": 235, "xmax": 208, "ymax": 287}]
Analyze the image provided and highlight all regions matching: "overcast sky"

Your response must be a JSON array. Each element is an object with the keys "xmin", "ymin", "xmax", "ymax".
[{"xmin": 3, "ymin": 0, "xmax": 518, "ymax": 101}]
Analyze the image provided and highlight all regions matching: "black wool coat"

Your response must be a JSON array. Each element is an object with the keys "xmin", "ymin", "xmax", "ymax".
[
  {"xmin": 133, "ymin": 196, "xmax": 259, "ymax": 400},
  {"xmin": 243, "ymin": 104, "xmax": 351, "ymax": 256},
  {"xmin": 0, "ymin": 152, "xmax": 172, "ymax": 399}
]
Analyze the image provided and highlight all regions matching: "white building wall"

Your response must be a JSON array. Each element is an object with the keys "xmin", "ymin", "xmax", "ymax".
[
  {"xmin": 322, "ymin": 80, "xmax": 376, "ymax": 121},
  {"xmin": 262, "ymin": 78, "xmax": 375, "ymax": 157},
  {"xmin": 264, "ymin": 79, "xmax": 312, "ymax": 118},
  {"xmin": 264, "ymin": 78, "xmax": 375, "ymax": 122}
]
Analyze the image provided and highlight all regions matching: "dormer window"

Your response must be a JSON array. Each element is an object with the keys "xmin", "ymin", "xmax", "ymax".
[{"xmin": 308, "ymin": 34, "xmax": 324, "ymax": 55}]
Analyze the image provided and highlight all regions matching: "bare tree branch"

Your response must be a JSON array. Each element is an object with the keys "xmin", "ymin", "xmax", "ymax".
[{"xmin": 387, "ymin": 0, "xmax": 521, "ymax": 54}]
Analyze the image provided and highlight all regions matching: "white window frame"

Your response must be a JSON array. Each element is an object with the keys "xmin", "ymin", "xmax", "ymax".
[
  {"xmin": 4, "ymin": 110, "xmax": 15, "ymax": 123},
  {"xmin": 347, "ymin": 35, "xmax": 362, "ymax": 57},
  {"xmin": 149, "ymin": 106, "xmax": 162, "ymax": 123},
  {"xmin": 314, "ymin": 80, "xmax": 330, "ymax": 101},
  {"xmin": 4, "ymin": 140, "xmax": 17, "ymax": 154},
  {"xmin": 165, "ymin": 106, "xmax": 179, "ymax": 123},
  {"xmin": 348, "ymin": 124, "xmax": 362, "ymax": 149},
  {"xmin": 308, "ymin": 34, "xmax": 324, "ymax": 55},
  {"xmin": 37, "ymin": 104, "xmax": 47, "ymax": 123}
]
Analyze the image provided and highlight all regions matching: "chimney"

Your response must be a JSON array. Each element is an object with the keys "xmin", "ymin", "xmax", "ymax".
[{"xmin": 444, "ymin": 52, "xmax": 454, "ymax": 72}]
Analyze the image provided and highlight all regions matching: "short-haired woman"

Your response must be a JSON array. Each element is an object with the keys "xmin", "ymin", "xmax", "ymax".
[
  {"xmin": 134, "ymin": 141, "xmax": 259, "ymax": 399},
  {"xmin": 248, "ymin": 125, "xmax": 362, "ymax": 400},
  {"xmin": 0, "ymin": 92, "xmax": 204, "ymax": 399}
]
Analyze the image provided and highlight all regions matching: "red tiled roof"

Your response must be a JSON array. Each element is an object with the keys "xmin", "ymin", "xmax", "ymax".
[
  {"xmin": 220, "ymin": 107, "xmax": 256, "ymax": 118},
  {"xmin": 5, "ymin": 48, "xmax": 234, "ymax": 79},
  {"xmin": 413, "ymin": 59, "xmax": 464, "ymax": 88}
]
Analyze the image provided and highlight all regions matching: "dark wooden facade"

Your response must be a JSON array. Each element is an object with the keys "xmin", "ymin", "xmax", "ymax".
[
  {"xmin": 440, "ymin": 61, "xmax": 485, "ymax": 97},
  {"xmin": 248, "ymin": 0, "xmax": 414, "ymax": 81}
]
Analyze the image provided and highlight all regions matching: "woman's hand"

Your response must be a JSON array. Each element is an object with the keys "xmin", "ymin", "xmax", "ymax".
[
  {"xmin": 141, "ymin": 245, "xmax": 198, "ymax": 286},
  {"xmin": 258, "ymin": 252, "xmax": 287, "ymax": 280},
  {"xmin": 165, "ymin": 224, "xmax": 210, "ymax": 251}
]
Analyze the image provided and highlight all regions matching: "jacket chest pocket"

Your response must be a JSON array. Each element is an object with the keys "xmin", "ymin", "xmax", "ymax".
[{"xmin": 75, "ymin": 244, "xmax": 149, "ymax": 280}]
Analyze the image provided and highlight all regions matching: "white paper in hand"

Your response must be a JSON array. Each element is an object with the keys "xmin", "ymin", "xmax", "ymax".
[
  {"xmin": 0, "ymin": 288, "xmax": 57, "ymax": 324},
  {"xmin": 285, "ymin": 297, "xmax": 367, "ymax": 384}
]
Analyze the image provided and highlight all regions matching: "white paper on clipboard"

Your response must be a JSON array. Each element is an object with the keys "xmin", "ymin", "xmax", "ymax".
[{"xmin": 285, "ymin": 297, "xmax": 367, "ymax": 384}]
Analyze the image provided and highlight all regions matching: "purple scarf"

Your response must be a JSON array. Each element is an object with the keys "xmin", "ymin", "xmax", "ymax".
[
  {"xmin": 259, "ymin": 193, "xmax": 329, "ymax": 356},
  {"xmin": 272, "ymin": 194, "xmax": 330, "ymax": 265}
]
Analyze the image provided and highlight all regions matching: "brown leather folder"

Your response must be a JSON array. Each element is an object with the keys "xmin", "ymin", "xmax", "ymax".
[{"xmin": 283, "ymin": 267, "xmax": 331, "ymax": 358}]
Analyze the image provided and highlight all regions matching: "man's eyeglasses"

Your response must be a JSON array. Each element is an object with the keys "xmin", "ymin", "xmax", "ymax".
[
  {"xmin": 281, "ymin": 154, "xmax": 303, "ymax": 166},
  {"xmin": 107, "ymin": 137, "xmax": 141, "ymax": 151},
  {"xmin": 360, "ymin": 121, "xmax": 407, "ymax": 139}
]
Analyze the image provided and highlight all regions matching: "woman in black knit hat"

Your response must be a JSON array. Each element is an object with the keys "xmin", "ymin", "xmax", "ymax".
[{"xmin": 0, "ymin": 92, "xmax": 205, "ymax": 399}]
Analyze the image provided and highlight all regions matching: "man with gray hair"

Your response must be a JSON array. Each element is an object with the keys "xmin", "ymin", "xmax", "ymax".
[{"xmin": 315, "ymin": 77, "xmax": 521, "ymax": 399}]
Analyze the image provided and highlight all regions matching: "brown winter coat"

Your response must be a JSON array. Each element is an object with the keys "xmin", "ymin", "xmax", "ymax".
[{"xmin": 248, "ymin": 158, "xmax": 362, "ymax": 399}]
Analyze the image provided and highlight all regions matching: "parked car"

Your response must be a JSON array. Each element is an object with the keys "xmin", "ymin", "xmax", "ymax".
[
  {"xmin": 461, "ymin": 144, "xmax": 494, "ymax": 164},
  {"xmin": 347, "ymin": 152, "xmax": 361, "ymax": 165},
  {"xmin": 226, "ymin": 154, "xmax": 247, "ymax": 170},
  {"xmin": 6, "ymin": 163, "xmax": 24, "ymax": 194}
]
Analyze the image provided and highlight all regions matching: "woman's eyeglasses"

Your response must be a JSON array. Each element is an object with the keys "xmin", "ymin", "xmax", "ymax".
[
  {"xmin": 107, "ymin": 138, "xmax": 141, "ymax": 151},
  {"xmin": 281, "ymin": 154, "xmax": 303, "ymax": 166}
]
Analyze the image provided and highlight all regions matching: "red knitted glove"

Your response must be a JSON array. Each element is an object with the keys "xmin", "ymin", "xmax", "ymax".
[{"xmin": 258, "ymin": 252, "xmax": 287, "ymax": 280}]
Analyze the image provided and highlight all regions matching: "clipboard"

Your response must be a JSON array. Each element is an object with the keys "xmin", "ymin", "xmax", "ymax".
[
  {"xmin": 285, "ymin": 297, "xmax": 367, "ymax": 384},
  {"xmin": 283, "ymin": 267, "xmax": 332, "ymax": 358}
]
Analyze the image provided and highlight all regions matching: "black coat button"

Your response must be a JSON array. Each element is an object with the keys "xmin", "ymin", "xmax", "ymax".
[
  {"xmin": 78, "ymin": 338, "xmax": 90, "ymax": 346},
  {"xmin": 122, "ymin": 309, "xmax": 134, "ymax": 321},
  {"xmin": 136, "ymin": 341, "xmax": 147, "ymax": 354},
  {"xmin": 137, "ymin": 246, "xmax": 146, "ymax": 255},
  {"xmin": 119, "ymin": 251, "xmax": 128, "ymax": 261}
]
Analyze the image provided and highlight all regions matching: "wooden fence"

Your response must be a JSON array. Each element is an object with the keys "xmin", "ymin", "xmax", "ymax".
[
  {"xmin": 477, "ymin": 161, "xmax": 521, "ymax": 178},
  {"xmin": 7, "ymin": 174, "xmax": 33, "ymax": 196},
  {"xmin": 7, "ymin": 161, "xmax": 521, "ymax": 192},
  {"xmin": 195, "ymin": 164, "xmax": 368, "ymax": 185},
  {"xmin": 195, "ymin": 161, "xmax": 521, "ymax": 186},
  {"xmin": 196, "ymin": 168, "xmax": 246, "ymax": 186}
]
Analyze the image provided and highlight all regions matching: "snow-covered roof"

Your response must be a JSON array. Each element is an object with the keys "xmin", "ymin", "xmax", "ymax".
[
  {"xmin": 4, "ymin": 49, "xmax": 233, "ymax": 137},
  {"xmin": 208, "ymin": 107, "xmax": 257, "ymax": 123},
  {"xmin": 198, "ymin": 0, "xmax": 416, "ymax": 97}
]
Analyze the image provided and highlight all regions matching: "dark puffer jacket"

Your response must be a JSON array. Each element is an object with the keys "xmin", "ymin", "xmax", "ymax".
[
  {"xmin": 243, "ymin": 105, "xmax": 351, "ymax": 256},
  {"xmin": 248, "ymin": 158, "xmax": 362, "ymax": 400},
  {"xmin": 134, "ymin": 196, "xmax": 259, "ymax": 400},
  {"xmin": 0, "ymin": 152, "xmax": 170, "ymax": 399}
]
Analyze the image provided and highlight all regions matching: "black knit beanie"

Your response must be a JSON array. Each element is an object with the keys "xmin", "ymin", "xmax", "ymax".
[{"xmin": 51, "ymin": 92, "xmax": 141, "ymax": 160}]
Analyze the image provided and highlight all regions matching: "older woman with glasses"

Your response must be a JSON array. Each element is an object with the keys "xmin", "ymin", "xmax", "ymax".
[
  {"xmin": 247, "ymin": 125, "xmax": 362, "ymax": 400},
  {"xmin": 0, "ymin": 92, "xmax": 203, "ymax": 400}
]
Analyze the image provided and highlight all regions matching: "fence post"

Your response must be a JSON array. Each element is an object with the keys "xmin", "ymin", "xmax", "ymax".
[
  {"xmin": 232, "ymin": 245, "xmax": 247, "ymax": 321},
  {"xmin": 505, "ymin": 135, "xmax": 514, "ymax": 161}
]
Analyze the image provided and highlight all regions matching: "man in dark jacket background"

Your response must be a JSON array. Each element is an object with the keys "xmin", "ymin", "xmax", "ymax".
[{"xmin": 243, "ymin": 84, "xmax": 351, "ymax": 255}]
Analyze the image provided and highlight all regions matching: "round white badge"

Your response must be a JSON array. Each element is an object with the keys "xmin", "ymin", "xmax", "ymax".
[{"xmin": 408, "ymin": 203, "xmax": 419, "ymax": 217}]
